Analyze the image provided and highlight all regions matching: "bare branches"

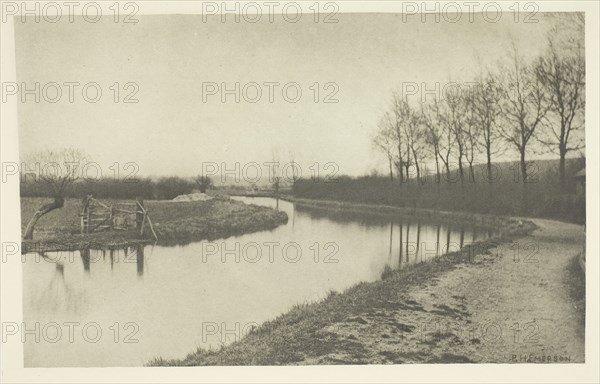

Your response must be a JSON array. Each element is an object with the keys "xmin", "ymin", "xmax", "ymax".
[
  {"xmin": 22, "ymin": 147, "xmax": 89, "ymax": 239},
  {"xmin": 372, "ymin": 113, "xmax": 396, "ymax": 180},
  {"xmin": 22, "ymin": 148, "xmax": 89, "ymax": 196},
  {"xmin": 535, "ymin": 27, "xmax": 586, "ymax": 184},
  {"xmin": 195, "ymin": 174, "xmax": 213, "ymax": 193},
  {"xmin": 375, "ymin": 94, "xmax": 430, "ymax": 184},
  {"xmin": 496, "ymin": 44, "xmax": 552, "ymax": 182},
  {"xmin": 371, "ymin": 17, "xmax": 584, "ymax": 187}
]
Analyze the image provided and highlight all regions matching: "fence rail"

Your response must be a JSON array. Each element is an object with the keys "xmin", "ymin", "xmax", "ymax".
[{"xmin": 79, "ymin": 195, "xmax": 157, "ymax": 240}]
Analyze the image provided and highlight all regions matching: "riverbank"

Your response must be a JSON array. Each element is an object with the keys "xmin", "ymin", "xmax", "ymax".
[
  {"xmin": 232, "ymin": 194, "xmax": 524, "ymax": 233},
  {"xmin": 20, "ymin": 196, "xmax": 288, "ymax": 253},
  {"xmin": 147, "ymin": 202, "xmax": 588, "ymax": 366},
  {"xmin": 291, "ymin": 160, "xmax": 586, "ymax": 224},
  {"xmin": 287, "ymin": 197, "xmax": 518, "ymax": 233}
]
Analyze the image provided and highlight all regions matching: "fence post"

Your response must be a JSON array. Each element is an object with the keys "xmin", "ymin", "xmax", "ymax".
[
  {"xmin": 136, "ymin": 198, "xmax": 145, "ymax": 229},
  {"xmin": 80, "ymin": 194, "xmax": 91, "ymax": 234},
  {"xmin": 86, "ymin": 206, "xmax": 91, "ymax": 234},
  {"xmin": 110, "ymin": 205, "xmax": 114, "ymax": 230}
]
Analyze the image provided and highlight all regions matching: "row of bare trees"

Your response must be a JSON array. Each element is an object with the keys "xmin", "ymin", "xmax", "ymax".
[{"xmin": 373, "ymin": 15, "xmax": 585, "ymax": 188}]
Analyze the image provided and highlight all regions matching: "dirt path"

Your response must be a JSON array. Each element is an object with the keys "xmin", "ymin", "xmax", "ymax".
[{"xmin": 304, "ymin": 219, "xmax": 585, "ymax": 364}]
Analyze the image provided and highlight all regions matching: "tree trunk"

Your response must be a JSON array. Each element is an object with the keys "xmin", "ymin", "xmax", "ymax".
[
  {"xmin": 469, "ymin": 162, "xmax": 475, "ymax": 182},
  {"xmin": 519, "ymin": 148, "xmax": 528, "ymax": 214},
  {"xmin": 404, "ymin": 143, "xmax": 411, "ymax": 183},
  {"xmin": 559, "ymin": 147, "xmax": 567, "ymax": 188},
  {"xmin": 486, "ymin": 145, "xmax": 494, "ymax": 200},
  {"xmin": 520, "ymin": 149, "xmax": 527, "ymax": 183},
  {"xmin": 388, "ymin": 157, "xmax": 394, "ymax": 181},
  {"xmin": 415, "ymin": 161, "xmax": 421, "ymax": 185},
  {"xmin": 397, "ymin": 142, "xmax": 404, "ymax": 184},
  {"xmin": 412, "ymin": 149, "xmax": 421, "ymax": 185},
  {"xmin": 23, "ymin": 197, "xmax": 65, "ymax": 240},
  {"xmin": 486, "ymin": 146, "xmax": 492, "ymax": 183},
  {"xmin": 398, "ymin": 162, "xmax": 404, "ymax": 184}
]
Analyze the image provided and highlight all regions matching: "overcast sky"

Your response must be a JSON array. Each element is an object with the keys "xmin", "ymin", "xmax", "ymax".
[{"xmin": 15, "ymin": 13, "xmax": 559, "ymax": 178}]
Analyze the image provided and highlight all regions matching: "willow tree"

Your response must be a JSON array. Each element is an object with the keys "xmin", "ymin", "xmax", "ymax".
[{"xmin": 23, "ymin": 148, "xmax": 88, "ymax": 240}]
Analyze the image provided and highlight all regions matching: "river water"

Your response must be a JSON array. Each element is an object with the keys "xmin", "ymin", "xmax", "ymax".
[{"xmin": 22, "ymin": 197, "xmax": 490, "ymax": 366}]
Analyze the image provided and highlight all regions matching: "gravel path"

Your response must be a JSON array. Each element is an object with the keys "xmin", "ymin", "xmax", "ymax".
[{"xmin": 305, "ymin": 218, "xmax": 585, "ymax": 364}]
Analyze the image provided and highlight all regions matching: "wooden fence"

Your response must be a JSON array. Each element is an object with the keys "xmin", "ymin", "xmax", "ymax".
[{"xmin": 80, "ymin": 195, "xmax": 158, "ymax": 240}]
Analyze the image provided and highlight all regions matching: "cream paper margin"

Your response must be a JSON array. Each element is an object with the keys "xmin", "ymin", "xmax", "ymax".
[{"xmin": 1, "ymin": 1, "xmax": 598, "ymax": 382}]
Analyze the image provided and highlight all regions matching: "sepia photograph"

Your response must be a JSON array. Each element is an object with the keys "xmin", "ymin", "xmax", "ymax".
[{"xmin": 0, "ymin": 1, "xmax": 598, "ymax": 383}]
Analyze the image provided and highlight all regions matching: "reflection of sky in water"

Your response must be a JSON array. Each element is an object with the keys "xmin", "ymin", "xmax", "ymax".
[{"xmin": 23, "ymin": 197, "xmax": 491, "ymax": 367}]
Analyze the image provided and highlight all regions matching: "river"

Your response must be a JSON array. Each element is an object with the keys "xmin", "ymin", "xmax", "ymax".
[{"xmin": 22, "ymin": 197, "xmax": 490, "ymax": 366}]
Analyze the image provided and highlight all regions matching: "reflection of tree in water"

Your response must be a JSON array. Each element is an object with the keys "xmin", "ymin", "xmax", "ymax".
[
  {"xmin": 30, "ymin": 252, "xmax": 86, "ymax": 313},
  {"xmin": 388, "ymin": 221, "xmax": 470, "ymax": 268}
]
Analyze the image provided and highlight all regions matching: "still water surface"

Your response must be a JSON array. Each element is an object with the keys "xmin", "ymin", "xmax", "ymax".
[{"xmin": 23, "ymin": 197, "xmax": 490, "ymax": 366}]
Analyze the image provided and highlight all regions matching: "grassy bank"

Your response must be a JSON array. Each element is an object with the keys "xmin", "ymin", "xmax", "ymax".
[
  {"xmin": 20, "ymin": 196, "xmax": 288, "ymax": 252},
  {"xmin": 148, "ymin": 203, "xmax": 536, "ymax": 366},
  {"xmin": 288, "ymin": 197, "xmax": 519, "ymax": 233},
  {"xmin": 149, "ymin": 198, "xmax": 288, "ymax": 245},
  {"xmin": 565, "ymin": 254, "xmax": 586, "ymax": 338}
]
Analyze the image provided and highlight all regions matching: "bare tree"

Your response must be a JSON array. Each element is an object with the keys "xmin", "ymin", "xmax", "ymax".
[
  {"xmin": 286, "ymin": 148, "xmax": 301, "ymax": 189},
  {"xmin": 471, "ymin": 73, "xmax": 503, "ymax": 181},
  {"xmin": 390, "ymin": 92, "xmax": 411, "ymax": 184},
  {"xmin": 462, "ymin": 92, "xmax": 481, "ymax": 182},
  {"xmin": 403, "ymin": 105, "xmax": 426, "ymax": 185},
  {"xmin": 195, "ymin": 175, "xmax": 213, "ymax": 193},
  {"xmin": 536, "ymin": 26, "xmax": 585, "ymax": 186},
  {"xmin": 373, "ymin": 113, "xmax": 396, "ymax": 180},
  {"xmin": 22, "ymin": 148, "xmax": 88, "ymax": 240},
  {"xmin": 422, "ymin": 100, "xmax": 444, "ymax": 184},
  {"xmin": 446, "ymin": 94, "xmax": 466, "ymax": 184},
  {"xmin": 436, "ymin": 101, "xmax": 455, "ymax": 182},
  {"xmin": 498, "ymin": 45, "xmax": 551, "ymax": 182}
]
